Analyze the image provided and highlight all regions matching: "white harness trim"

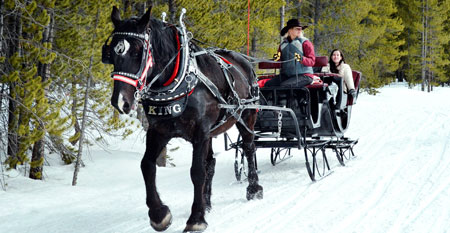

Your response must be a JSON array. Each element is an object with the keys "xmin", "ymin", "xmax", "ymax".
[{"xmin": 114, "ymin": 39, "xmax": 130, "ymax": 55}]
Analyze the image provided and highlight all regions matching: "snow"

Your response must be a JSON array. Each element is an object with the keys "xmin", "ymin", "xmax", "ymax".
[{"xmin": 2, "ymin": 84, "xmax": 450, "ymax": 233}]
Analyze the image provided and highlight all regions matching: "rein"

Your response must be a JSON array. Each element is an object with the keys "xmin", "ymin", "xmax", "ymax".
[{"xmin": 239, "ymin": 53, "xmax": 296, "ymax": 64}]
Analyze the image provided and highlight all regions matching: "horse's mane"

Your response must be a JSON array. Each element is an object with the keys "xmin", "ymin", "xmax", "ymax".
[
  {"xmin": 148, "ymin": 18, "xmax": 177, "ymax": 65},
  {"xmin": 147, "ymin": 18, "xmax": 181, "ymax": 85}
]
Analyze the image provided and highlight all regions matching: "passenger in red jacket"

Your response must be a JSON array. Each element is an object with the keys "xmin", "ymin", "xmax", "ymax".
[{"xmin": 264, "ymin": 19, "xmax": 316, "ymax": 87}]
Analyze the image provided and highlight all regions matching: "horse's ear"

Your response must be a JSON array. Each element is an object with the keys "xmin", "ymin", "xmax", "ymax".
[
  {"xmin": 111, "ymin": 6, "xmax": 121, "ymax": 27},
  {"xmin": 138, "ymin": 6, "xmax": 152, "ymax": 30}
]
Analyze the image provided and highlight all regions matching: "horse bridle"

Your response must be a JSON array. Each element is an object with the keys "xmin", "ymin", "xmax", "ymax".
[{"xmin": 102, "ymin": 29, "xmax": 154, "ymax": 91}]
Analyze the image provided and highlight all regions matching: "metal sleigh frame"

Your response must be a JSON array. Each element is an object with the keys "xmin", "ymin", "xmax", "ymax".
[{"xmin": 223, "ymin": 67, "xmax": 361, "ymax": 182}]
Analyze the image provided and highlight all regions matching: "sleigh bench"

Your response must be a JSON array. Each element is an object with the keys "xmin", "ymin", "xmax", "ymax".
[{"xmin": 257, "ymin": 56, "xmax": 361, "ymax": 106}]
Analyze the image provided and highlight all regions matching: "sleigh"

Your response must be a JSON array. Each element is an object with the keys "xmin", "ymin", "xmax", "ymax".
[{"xmin": 225, "ymin": 56, "xmax": 362, "ymax": 181}]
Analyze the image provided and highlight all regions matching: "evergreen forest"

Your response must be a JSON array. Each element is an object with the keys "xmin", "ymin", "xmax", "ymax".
[{"xmin": 1, "ymin": 0, "xmax": 449, "ymax": 185}]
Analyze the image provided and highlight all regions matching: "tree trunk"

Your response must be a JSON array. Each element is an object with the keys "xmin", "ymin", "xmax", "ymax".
[
  {"xmin": 70, "ymin": 75, "xmax": 81, "ymax": 145},
  {"xmin": 0, "ymin": 0, "xmax": 4, "ymax": 56},
  {"xmin": 30, "ymin": 9, "xmax": 54, "ymax": 180},
  {"xmin": 30, "ymin": 139, "xmax": 44, "ymax": 179},
  {"xmin": 6, "ymin": 11, "xmax": 21, "ymax": 168},
  {"xmin": 279, "ymin": 5, "xmax": 284, "ymax": 43},
  {"xmin": 1, "ymin": 84, "xmax": 6, "ymax": 162},
  {"xmin": 72, "ymin": 9, "xmax": 100, "ymax": 186},
  {"xmin": 430, "ymin": 71, "xmax": 434, "ymax": 91},
  {"xmin": 251, "ymin": 27, "xmax": 257, "ymax": 56},
  {"xmin": 0, "ymin": 83, "xmax": 3, "ymax": 115},
  {"xmin": 421, "ymin": 0, "xmax": 427, "ymax": 91},
  {"xmin": 49, "ymin": 135, "xmax": 75, "ymax": 164},
  {"xmin": 72, "ymin": 74, "xmax": 91, "ymax": 185},
  {"xmin": 428, "ymin": 70, "xmax": 432, "ymax": 92},
  {"xmin": 168, "ymin": 0, "xmax": 176, "ymax": 24},
  {"xmin": 296, "ymin": 0, "xmax": 302, "ymax": 19},
  {"xmin": 313, "ymin": 0, "xmax": 321, "ymax": 46},
  {"xmin": 7, "ymin": 85, "xmax": 17, "ymax": 167},
  {"xmin": 122, "ymin": 0, "xmax": 131, "ymax": 14}
]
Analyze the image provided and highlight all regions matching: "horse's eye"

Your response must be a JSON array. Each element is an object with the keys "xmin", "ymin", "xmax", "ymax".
[{"xmin": 131, "ymin": 50, "xmax": 141, "ymax": 57}]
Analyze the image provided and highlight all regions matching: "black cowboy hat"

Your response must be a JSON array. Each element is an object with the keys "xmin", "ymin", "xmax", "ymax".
[{"xmin": 280, "ymin": 19, "xmax": 309, "ymax": 36}]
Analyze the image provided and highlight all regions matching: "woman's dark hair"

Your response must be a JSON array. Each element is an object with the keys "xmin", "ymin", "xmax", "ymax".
[{"xmin": 329, "ymin": 49, "xmax": 345, "ymax": 74}]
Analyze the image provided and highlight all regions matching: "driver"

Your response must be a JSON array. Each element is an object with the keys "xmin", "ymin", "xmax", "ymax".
[{"xmin": 264, "ymin": 18, "xmax": 316, "ymax": 87}]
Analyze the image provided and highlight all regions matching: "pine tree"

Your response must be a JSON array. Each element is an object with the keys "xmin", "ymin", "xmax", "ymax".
[
  {"xmin": 30, "ymin": 0, "xmax": 56, "ymax": 180},
  {"xmin": 395, "ymin": 0, "xmax": 421, "ymax": 84},
  {"xmin": 316, "ymin": 0, "xmax": 405, "ymax": 92},
  {"xmin": 174, "ymin": 0, "xmax": 283, "ymax": 57},
  {"xmin": 442, "ymin": 0, "xmax": 450, "ymax": 86},
  {"xmin": 396, "ymin": 0, "xmax": 450, "ymax": 90},
  {"xmin": 51, "ymin": 0, "xmax": 134, "ymax": 166},
  {"xmin": 420, "ymin": 0, "xmax": 450, "ymax": 91},
  {"xmin": 248, "ymin": 0, "xmax": 285, "ymax": 57},
  {"xmin": 2, "ymin": 0, "xmax": 66, "ymax": 179},
  {"xmin": 2, "ymin": 0, "xmax": 21, "ymax": 167}
]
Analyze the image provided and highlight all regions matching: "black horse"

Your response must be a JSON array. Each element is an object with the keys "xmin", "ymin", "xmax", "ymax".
[{"xmin": 104, "ymin": 7, "xmax": 262, "ymax": 232}]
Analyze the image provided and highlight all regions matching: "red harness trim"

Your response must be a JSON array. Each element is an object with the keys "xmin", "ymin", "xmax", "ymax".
[
  {"xmin": 163, "ymin": 32, "xmax": 181, "ymax": 86},
  {"xmin": 113, "ymin": 74, "xmax": 138, "ymax": 87},
  {"xmin": 113, "ymin": 74, "xmax": 139, "ymax": 87},
  {"xmin": 220, "ymin": 56, "xmax": 232, "ymax": 65}
]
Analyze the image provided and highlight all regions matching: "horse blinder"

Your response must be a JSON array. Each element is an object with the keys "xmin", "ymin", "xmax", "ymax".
[
  {"xmin": 102, "ymin": 43, "xmax": 113, "ymax": 64},
  {"xmin": 102, "ymin": 35, "xmax": 113, "ymax": 65}
]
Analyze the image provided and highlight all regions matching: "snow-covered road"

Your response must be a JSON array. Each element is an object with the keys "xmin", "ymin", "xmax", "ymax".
[{"xmin": 1, "ymin": 84, "xmax": 450, "ymax": 233}]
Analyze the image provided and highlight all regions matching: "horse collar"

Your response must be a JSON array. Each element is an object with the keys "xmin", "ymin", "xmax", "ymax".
[
  {"xmin": 142, "ymin": 25, "xmax": 194, "ymax": 97},
  {"xmin": 161, "ymin": 27, "xmax": 182, "ymax": 87}
]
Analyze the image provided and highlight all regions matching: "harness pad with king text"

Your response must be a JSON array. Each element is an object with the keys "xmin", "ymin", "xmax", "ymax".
[{"xmin": 142, "ymin": 72, "xmax": 198, "ymax": 118}]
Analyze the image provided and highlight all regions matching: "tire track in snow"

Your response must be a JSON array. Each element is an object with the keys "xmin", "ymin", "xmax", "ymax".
[
  {"xmin": 387, "ymin": 125, "xmax": 450, "ymax": 233},
  {"xmin": 213, "ymin": 182, "xmax": 316, "ymax": 233},
  {"xmin": 207, "ymin": 157, "xmax": 316, "ymax": 232}
]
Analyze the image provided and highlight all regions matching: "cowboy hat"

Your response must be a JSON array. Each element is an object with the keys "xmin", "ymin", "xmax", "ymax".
[{"xmin": 280, "ymin": 19, "xmax": 309, "ymax": 36}]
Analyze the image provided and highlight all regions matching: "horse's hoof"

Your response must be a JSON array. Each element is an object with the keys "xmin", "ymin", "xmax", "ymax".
[
  {"xmin": 246, "ymin": 185, "xmax": 263, "ymax": 200},
  {"xmin": 183, "ymin": 222, "xmax": 208, "ymax": 232},
  {"xmin": 149, "ymin": 206, "xmax": 172, "ymax": 232}
]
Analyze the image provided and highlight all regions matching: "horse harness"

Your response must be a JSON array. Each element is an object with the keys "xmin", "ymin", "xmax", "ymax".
[{"xmin": 102, "ymin": 19, "xmax": 259, "ymax": 131}]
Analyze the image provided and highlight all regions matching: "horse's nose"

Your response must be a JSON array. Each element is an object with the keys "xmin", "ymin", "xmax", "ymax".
[
  {"xmin": 122, "ymin": 100, "xmax": 132, "ymax": 114},
  {"xmin": 113, "ymin": 92, "xmax": 133, "ymax": 114}
]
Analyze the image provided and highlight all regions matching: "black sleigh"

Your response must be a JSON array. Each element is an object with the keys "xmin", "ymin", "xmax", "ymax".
[{"xmin": 225, "ymin": 56, "xmax": 362, "ymax": 181}]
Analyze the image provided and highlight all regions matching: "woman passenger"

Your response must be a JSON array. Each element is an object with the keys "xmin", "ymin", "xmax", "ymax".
[{"xmin": 326, "ymin": 49, "xmax": 356, "ymax": 98}]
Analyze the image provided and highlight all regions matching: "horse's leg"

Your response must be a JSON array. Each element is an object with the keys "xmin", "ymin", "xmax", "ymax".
[
  {"xmin": 141, "ymin": 130, "xmax": 172, "ymax": 232},
  {"xmin": 184, "ymin": 134, "xmax": 209, "ymax": 232},
  {"xmin": 236, "ymin": 111, "xmax": 263, "ymax": 200},
  {"xmin": 204, "ymin": 139, "xmax": 216, "ymax": 211}
]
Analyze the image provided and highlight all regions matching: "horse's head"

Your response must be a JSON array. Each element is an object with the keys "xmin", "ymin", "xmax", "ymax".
[{"xmin": 104, "ymin": 6, "xmax": 153, "ymax": 114}]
